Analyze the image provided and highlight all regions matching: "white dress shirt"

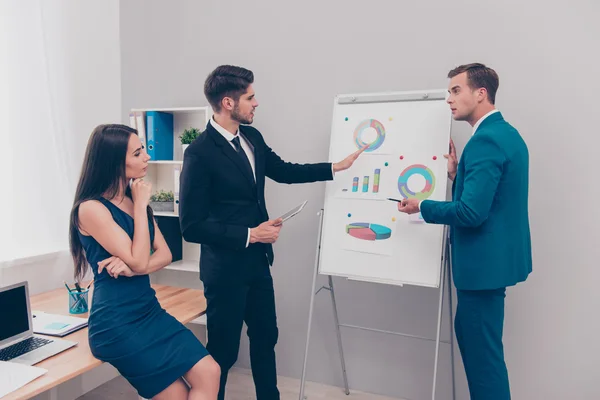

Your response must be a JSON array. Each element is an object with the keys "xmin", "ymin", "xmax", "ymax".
[
  {"xmin": 210, "ymin": 117, "xmax": 256, "ymax": 180},
  {"xmin": 417, "ymin": 109, "xmax": 499, "ymax": 211},
  {"xmin": 210, "ymin": 117, "xmax": 256, "ymax": 247}
]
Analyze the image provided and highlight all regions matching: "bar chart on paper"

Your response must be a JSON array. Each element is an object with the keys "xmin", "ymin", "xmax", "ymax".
[
  {"xmin": 350, "ymin": 168, "xmax": 381, "ymax": 193},
  {"xmin": 335, "ymin": 155, "xmax": 389, "ymax": 200}
]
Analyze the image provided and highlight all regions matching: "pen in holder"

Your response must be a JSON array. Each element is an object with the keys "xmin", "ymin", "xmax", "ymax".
[{"xmin": 68, "ymin": 289, "xmax": 89, "ymax": 314}]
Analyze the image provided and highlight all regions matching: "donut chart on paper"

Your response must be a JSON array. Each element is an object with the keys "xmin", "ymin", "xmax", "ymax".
[
  {"xmin": 398, "ymin": 164, "xmax": 436, "ymax": 201},
  {"xmin": 353, "ymin": 119, "xmax": 385, "ymax": 152},
  {"xmin": 346, "ymin": 222, "xmax": 392, "ymax": 241}
]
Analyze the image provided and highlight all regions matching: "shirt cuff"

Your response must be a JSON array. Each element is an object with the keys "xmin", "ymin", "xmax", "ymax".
[
  {"xmin": 246, "ymin": 228, "xmax": 251, "ymax": 248},
  {"xmin": 331, "ymin": 164, "xmax": 335, "ymax": 177},
  {"xmin": 418, "ymin": 200, "xmax": 423, "ymax": 210}
]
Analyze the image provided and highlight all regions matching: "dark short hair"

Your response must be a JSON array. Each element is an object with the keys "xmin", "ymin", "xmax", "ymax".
[
  {"xmin": 448, "ymin": 63, "xmax": 499, "ymax": 104},
  {"xmin": 204, "ymin": 65, "xmax": 254, "ymax": 112}
]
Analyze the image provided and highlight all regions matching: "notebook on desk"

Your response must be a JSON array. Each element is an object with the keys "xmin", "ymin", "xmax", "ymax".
[{"xmin": 32, "ymin": 311, "xmax": 88, "ymax": 337}]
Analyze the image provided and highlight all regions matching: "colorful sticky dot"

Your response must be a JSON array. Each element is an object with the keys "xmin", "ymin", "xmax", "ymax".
[
  {"xmin": 392, "ymin": 217, "xmax": 396, "ymax": 222},
  {"xmin": 344, "ymin": 117, "xmax": 349, "ymax": 121},
  {"xmin": 347, "ymin": 213, "xmax": 352, "ymax": 217},
  {"xmin": 389, "ymin": 117, "xmax": 393, "ymax": 121},
  {"xmin": 400, "ymin": 155, "xmax": 404, "ymax": 160},
  {"xmin": 385, "ymin": 162, "xmax": 389, "ymax": 166},
  {"xmin": 433, "ymin": 156, "xmax": 437, "ymax": 160}
]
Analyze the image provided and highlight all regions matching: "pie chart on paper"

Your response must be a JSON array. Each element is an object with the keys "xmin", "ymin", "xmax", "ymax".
[{"xmin": 346, "ymin": 222, "xmax": 392, "ymax": 241}]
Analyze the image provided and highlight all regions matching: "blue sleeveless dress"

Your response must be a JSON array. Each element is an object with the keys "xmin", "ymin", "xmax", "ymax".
[{"xmin": 78, "ymin": 198, "xmax": 209, "ymax": 398}]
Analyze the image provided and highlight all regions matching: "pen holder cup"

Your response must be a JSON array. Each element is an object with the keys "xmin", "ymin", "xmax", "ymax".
[{"xmin": 68, "ymin": 289, "xmax": 89, "ymax": 314}]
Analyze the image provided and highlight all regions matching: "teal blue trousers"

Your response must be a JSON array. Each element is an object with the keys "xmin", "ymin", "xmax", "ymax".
[{"xmin": 455, "ymin": 288, "xmax": 510, "ymax": 400}]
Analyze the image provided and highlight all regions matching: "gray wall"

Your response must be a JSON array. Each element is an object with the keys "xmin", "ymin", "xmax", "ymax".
[{"xmin": 120, "ymin": 1, "xmax": 600, "ymax": 399}]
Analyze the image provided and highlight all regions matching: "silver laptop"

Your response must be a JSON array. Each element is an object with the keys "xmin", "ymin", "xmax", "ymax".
[{"xmin": 0, "ymin": 281, "xmax": 77, "ymax": 365}]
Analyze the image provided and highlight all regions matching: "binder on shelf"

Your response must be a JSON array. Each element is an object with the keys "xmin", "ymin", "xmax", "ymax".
[
  {"xmin": 146, "ymin": 111, "xmax": 174, "ymax": 161},
  {"xmin": 173, "ymin": 167, "xmax": 181, "ymax": 216},
  {"xmin": 134, "ymin": 112, "xmax": 147, "ymax": 150},
  {"xmin": 129, "ymin": 112, "xmax": 137, "ymax": 130}
]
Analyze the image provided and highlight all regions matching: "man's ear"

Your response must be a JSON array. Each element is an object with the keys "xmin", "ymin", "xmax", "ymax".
[
  {"xmin": 477, "ymin": 87, "xmax": 488, "ymax": 103},
  {"xmin": 221, "ymin": 96, "xmax": 234, "ymax": 111}
]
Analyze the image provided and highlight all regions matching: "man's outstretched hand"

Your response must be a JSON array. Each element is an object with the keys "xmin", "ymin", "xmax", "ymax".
[{"xmin": 332, "ymin": 145, "xmax": 368, "ymax": 173}]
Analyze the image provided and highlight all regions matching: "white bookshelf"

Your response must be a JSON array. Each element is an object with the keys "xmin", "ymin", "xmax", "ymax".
[
  {"xmin": 128, "ymin": 106, "xmax": 211, "ymax": 274},
  {"xmin": 189, "ymin": 314, "xmax": 207, "ymax": 326},
  {"xmin": 166, "ymin": 260, "xmax": 199, "ymax": 272},
  {"xmin": 153, "ymin": 211, "xmax": 178, "ymax": 218},
  {"xmin": 148, "ymin": 160, "xmax": 183, "ymax": 165}
]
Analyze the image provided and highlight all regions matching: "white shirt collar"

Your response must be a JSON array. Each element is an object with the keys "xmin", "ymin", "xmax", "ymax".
[
  {"xmin": 472, "ymin": 109, "xmax": 499, "ymax": 135},
  {"xmin": 210, "ymin": 116, "xmax": 239, "ymax": 142}
]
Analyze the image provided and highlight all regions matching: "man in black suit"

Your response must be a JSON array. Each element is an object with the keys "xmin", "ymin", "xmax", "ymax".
[{"xmin": 179, "ymin": 65, "xmax": 364, "ymax": 400}]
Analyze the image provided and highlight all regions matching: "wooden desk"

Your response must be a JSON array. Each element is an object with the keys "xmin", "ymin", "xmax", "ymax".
[{"xmin": 5, "ymin": 285, "xmax": 206, "ymax": 400}]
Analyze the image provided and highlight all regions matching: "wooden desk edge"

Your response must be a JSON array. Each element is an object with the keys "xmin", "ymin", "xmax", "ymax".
[{"xmin": 5, "ymin": 284, "xmax": 206, "ymax": 400}]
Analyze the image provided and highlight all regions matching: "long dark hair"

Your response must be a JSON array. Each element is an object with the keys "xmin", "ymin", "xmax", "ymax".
[{"xmin": 69, "ymin": 124, "xmax": 153, "ymax": 280}]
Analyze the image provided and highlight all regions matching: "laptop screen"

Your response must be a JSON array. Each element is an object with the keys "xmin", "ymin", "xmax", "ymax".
[{"xmin": 0, "ymin": 285, "xmax": 30, "ymax": 341}]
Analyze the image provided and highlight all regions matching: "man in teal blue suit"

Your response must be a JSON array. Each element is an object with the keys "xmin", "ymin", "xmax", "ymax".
[{"xmin": 398, "ymin": 63, "xmax": 532, "ymax": 399}]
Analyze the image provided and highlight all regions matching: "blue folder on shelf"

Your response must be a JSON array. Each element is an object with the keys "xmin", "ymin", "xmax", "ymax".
[{"xmin": 146, "ymin": 111, "xmax": 174, "ymax": 160}]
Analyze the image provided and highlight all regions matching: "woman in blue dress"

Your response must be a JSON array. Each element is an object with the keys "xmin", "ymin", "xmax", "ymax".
[{"xmin": 69, "ymin": 124, "xmax": 220, "ymax": 399}]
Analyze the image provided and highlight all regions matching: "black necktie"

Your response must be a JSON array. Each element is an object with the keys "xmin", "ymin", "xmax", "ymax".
[{"xmin": 232, "ymin": 136, "xmax": 255, "ymax": 182}]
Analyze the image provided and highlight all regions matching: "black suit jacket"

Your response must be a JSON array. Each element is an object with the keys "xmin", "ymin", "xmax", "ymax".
[{"xmin": 179, "ymin": 122, "xmax": 333, "ymax": 283}]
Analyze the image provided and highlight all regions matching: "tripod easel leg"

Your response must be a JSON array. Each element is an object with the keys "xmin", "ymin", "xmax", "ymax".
[
  {"xmin": 432, "ymin": 227, "xmax": 453, "ymax": 400},
  {"xmin": 299, "ymin": 211, "xmax": 325, "ymax": 400},
  {"xmin": 329, "ymin": 276, "xmax": 350, "ymax": 395},
  {"xmin": 447, "ymin": 241, "xmax": 456, "ymax": 400},
  {"xmin": 432, "ymin": 249, "xmax": 447, "ymax": 399}
]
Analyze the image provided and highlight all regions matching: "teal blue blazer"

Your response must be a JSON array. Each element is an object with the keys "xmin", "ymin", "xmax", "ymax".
[{"xmin": 421, "ymin": 112, "xmax": 532, "ymax": 290}]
